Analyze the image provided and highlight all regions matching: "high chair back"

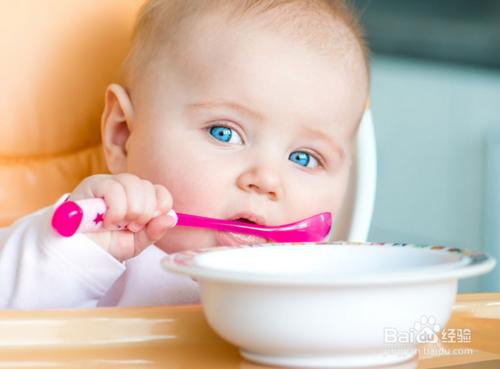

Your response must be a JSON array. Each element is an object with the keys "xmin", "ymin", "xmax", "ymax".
[
  {"xmin": 332, "ymin": 111, "xmax": 377, "ymax": 242},
  {"xmin": 0, "ymin": 1, "xmax": 142, "ymax": 226},
  {"xmin": 0, "ymin": 1, "xmax": 376, "ymax": 242}
]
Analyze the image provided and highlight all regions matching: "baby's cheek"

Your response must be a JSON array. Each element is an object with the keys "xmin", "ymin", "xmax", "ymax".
[
  {"xmin": 280, "ymin": 169, "xmax": 350, "ymax": 234},
  {"xmin": 324, "ymin": 179, "xmax": 350, "ymax": 219},
  {"xmin": 164, "ymin": 168, "xmax": 223, "ymax": 215}
]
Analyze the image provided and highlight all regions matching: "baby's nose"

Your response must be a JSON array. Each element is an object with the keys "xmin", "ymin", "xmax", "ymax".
[{"xmin": 236, "ymin": 166, "xmax": 283, "ymax": 201}]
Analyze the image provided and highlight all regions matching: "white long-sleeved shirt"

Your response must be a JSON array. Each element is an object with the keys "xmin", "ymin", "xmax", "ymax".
[{"xmin": 0, "ymin": 197, "xmax": 200, "ymax": 309}]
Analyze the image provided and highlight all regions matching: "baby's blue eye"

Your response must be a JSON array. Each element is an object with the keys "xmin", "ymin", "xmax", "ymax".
[
  {"xmin": 289, "ymin": 151, "xmax": 319, "ymax": 168},
  {"xmin": 209, "ymin": 126, "xmax": 242, "ymax": 144}
]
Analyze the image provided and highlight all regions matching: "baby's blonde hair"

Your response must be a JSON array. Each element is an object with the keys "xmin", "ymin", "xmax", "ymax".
[{"xmin": 121, "ymin": 0, "xmax": 369, "ymax": 87}]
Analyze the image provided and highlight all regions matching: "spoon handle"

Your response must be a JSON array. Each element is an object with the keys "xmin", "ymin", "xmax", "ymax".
[
  {"xmin": 51, "ymin": 198, "xmax": 273, "ymax": 238},
  {"xmin": 51, "ymin": 198, "xmax": 174, "ymax": 237},
  {"xmin": 51, "ymin": 198, "xmax": 331, "ymax": 242}
]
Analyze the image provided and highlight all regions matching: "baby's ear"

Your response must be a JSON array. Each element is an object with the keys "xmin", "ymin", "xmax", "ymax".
[{"xmin": 101, "ymin": 84, "xmax": 134, "ymax": 173}]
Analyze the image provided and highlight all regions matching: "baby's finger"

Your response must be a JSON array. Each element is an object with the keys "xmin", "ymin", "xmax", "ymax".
[
  {"xmin": 153, "ymin": 184, "xmax": 173, "ymax": 217},
  {"xmin": 115, "ymin": 174, "xmax": 146, "ymax": 222},
  {"xmin": 106, "ymin": 231, "xmax": 135, "ymax": 262},
  {"xmin": 132, "ymin": 214, "xmax": 176, "ymax": 255},
  {"xmin": 129, "ymin": 180, "xmax": 157, "ymax": 231},
  {"xmin": 93, "ymin": 180, "xmax": 127, "ymax": 229}
]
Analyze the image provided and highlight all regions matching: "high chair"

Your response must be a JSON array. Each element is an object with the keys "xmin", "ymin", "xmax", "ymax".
[{"xmin": 0, "ymin": 0, "xmax": 376, "ymax": 242}]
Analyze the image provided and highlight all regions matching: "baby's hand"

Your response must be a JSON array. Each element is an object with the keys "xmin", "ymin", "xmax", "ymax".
[{"xmin": 69, "ymin": 174, "xmax": 175, "ymax": 261}]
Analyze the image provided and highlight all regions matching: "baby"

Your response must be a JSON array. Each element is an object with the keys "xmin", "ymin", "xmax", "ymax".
[{"xmin": 0, "ymin": 0, "xmax": 369, "ymax": 308}]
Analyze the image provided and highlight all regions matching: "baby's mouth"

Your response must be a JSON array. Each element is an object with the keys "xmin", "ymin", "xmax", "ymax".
[
  {"xmin": 229, "ymin": 212, "xmax": 267, "ymax": 226},
  {"xmin": 214, "ymin": 213, "xmax": 269, "ymax": 246},
  {"xmin": 234, "ymin": 218, "xmax": 255, "ymax": 224}
]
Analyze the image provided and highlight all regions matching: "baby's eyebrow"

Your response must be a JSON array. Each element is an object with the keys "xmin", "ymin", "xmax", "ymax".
[
  {"xmin": 187, "ymin": 100, "xmax": 265, "ymax": 122},
  {"xmin": 299, "ymin": 125, "xmax": 345, "ymax": 159}
]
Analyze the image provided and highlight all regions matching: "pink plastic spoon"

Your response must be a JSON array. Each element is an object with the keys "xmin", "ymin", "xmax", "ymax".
[{"xmin": 51, "ymin": 198, "xmax": 332, "ymax": 242}]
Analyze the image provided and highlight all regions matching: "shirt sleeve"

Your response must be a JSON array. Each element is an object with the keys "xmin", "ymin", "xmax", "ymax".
[
  {"xmin": 97, "ymin": 245, "xmax": 200, "ymax": 307},
  {"xmin": 0, "ymin": 195, "xmax": 126, "ymax": 309}
]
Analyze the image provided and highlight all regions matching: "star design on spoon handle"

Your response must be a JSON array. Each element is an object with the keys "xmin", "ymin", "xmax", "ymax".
[{"xmin": 93, "ymin": 213, "xmax": 104, "ymax": 225}]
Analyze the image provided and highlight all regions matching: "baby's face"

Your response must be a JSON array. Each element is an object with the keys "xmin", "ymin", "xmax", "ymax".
[{"xmin": 123, "ymin": 14, "xmax": 368, "ymax": 253}]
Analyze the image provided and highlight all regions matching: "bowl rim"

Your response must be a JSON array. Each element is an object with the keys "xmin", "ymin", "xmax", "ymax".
[{"xmin": 162, "ymin": 242, "xmax": 496, "ymax": 286}]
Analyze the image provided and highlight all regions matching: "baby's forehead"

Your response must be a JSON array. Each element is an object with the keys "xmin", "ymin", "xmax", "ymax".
[
  {"xmin": 123, "ymin": 0, "xmax": 369, "ymax": 88},
  {"xmin": 237, "ymin": 2, "xmax": 363, "ymax": 58}
]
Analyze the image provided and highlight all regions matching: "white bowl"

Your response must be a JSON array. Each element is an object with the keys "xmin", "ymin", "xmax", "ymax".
[{"xmin": 162, "ymin": 242, "xmax": 495, "ymax": 368}]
